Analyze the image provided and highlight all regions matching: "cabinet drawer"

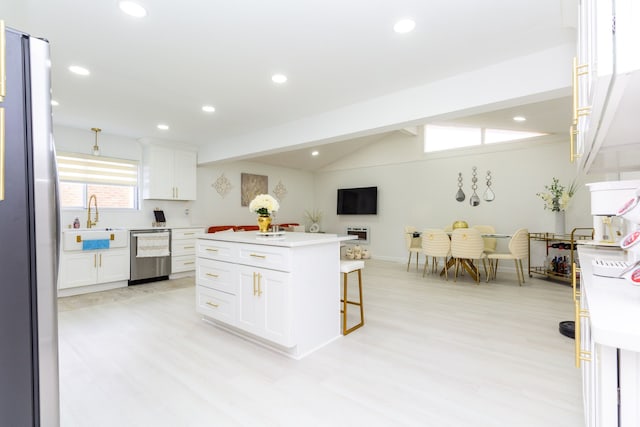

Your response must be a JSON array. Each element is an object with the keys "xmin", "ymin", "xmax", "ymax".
[
  {"xmin": 196, "ymin": 286, "xmax": 235, "ymax": 324},
  {"xmin": 172, "ymin": 228, "xmax": 203, "ymax": 240},
  {"xmin": 197, "ymin": 239, "xmax": 238, "ymax": 262},
  {"xmin": 238, "ymin": 244, "xmax": 292, "ymax": 272},
  {"xmin": 172, "ymin": 241, "xmax": 196, "ymax": 257},
  {"xmin": 172, "ymin": 255, "xmax": 196, "ymax": 273},
  {"xmin": 196, "ymin": 258, "xmax": 237, "ymax": 294}
]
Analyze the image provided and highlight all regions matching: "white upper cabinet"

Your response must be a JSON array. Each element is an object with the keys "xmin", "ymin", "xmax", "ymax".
[
  {"xmin": 576, "ymin": 0, "xmax": 640, "ymax": 174},
  {"xmin": 142, "ymin": 145, "xmax": 197, "ymax": 200}
]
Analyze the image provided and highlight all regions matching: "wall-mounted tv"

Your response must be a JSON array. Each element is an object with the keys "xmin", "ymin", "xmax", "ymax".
[{"xmin": 337, "ymin": 186, "xmax": 378, "ymax": 215}]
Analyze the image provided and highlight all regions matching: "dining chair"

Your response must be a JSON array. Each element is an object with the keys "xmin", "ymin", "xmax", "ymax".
[
  {"xmin": 421, "ymin": 229, "xmax": 451, "ymax": 280},
  {"xmin": 405, "ymin": 226, "xmax": 423, "ymax": 272},
  {"xmin": 486, "ymin": 228, "xmax": 529, "ymax": 285},
  {"xmin": 450, "ymin": 228, "xmax": 487, "ymax": 284},
  {"xmin": 472, "ymin": 224, "xmax": 497, "ymax": 255}
]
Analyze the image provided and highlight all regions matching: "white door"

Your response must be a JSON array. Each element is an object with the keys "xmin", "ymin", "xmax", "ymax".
[
  {"xmin": 96, "ymin": 250, "xmax": 130, "ymax": 284},
  {"xmin": 59, "ymin": 251, "xmax": 96, "ymax": 289}
]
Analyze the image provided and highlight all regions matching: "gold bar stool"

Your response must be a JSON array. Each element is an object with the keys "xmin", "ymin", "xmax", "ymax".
[{"xmin": 340, "ymin": 260, "xmax": 365, "ymax": 335}]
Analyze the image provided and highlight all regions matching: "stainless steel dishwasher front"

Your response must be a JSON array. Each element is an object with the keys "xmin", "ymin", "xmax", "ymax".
[{"xmin": 129, "ymin": 229, "xmax": 171, "ymax": 284}]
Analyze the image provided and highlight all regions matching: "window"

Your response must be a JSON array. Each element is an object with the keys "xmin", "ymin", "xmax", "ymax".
[
  {"xmin": 56, "ymin": 152, "xmax": 139, "ymax": 209},
  {"xmin": 424, "ymin": 124, "xmax": 547, "ymax": 153}
]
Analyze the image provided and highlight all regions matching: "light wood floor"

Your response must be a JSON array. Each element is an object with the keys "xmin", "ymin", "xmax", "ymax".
[{"xmin": 58, "ymin": 260, "xmax": 584, "ymax": 427}]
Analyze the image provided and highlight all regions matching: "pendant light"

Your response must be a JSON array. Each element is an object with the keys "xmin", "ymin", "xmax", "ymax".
[{"xmin": 91, "ymin": 127, "xmax": 101, "ymax": 156}]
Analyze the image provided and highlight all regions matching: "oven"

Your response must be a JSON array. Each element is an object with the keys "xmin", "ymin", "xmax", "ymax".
[{"xmin": 129, "ymin": 229, "xmax": 171, "ymax": 284}]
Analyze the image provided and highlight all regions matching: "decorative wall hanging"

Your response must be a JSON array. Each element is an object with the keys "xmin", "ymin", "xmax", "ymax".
[
  {"xmin": 272, "ymin": 180, "xmax": 288, "ymax": 200},
  {"xmin": 212, "ymin": 173, "xmax": 233, "ymax": 198},
  {"xmin": 455, "ymin": 172, "xmax": 465, "ymax": 202},
  {"xmin": 241, "ymin": 173, "xmax": 268, "ymax": 206},
  {"xmin": 469, "ymin": 166, "xmax": 480, "ymax": 206},
  {"xmin": 483, "ymin": 170, "xmax": 495, "ymax": 202}
]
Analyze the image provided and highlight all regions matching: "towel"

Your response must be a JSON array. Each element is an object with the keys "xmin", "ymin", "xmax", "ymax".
[
  {"xmin": 136, "ymin": 232, "xmax": 170, "ymax": 258},
  {"xmin": 82, "ymin": 239, "xmax": 110, "ymax": 250}
]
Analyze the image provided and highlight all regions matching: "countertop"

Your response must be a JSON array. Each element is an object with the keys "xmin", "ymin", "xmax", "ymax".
[
  {"xmin": 198, "ymin": 231, "xmax": 357, "ymax": 248},
  {"xmin": 578, "ymin": 245, "xmax": 640, "ymax": 352}
]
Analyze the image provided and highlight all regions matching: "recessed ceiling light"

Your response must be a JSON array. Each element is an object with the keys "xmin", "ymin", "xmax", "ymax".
[
  {"xmin": 394, "ymin": 19, "xmax": 416, "ymax": 34},
  {"xmin": 272, "ymin": 74, "xmax": 287, "ymax": 84},
  {"xmin": 119, "ymin": 1, "xmax": 147, "ymax": 18},
  {"xmin": 202, "ymin": 105, "xmax": 216, "ymax": 113},
  {"xmin": 311, "ymin": 150, "xmax": 319, "ymax": 156},
  {"xmin": 68, "ymin": 65, "xmax": 90, "ymax": 76},
  {"xmin": 51, "ymin": 100, "xmax": 59, "ymax": 106},
  {"xmin": 157, "ymin": 124, "xmax": 169, "ymax": 130},
  {"xmin": 513, "ymin": 116, "xmax": 526, "ymax": 122}
]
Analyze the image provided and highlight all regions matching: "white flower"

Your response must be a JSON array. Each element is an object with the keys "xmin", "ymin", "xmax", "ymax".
[{"xmin": 249, "ymin": 194, "xmax": 279, "ymax": 216}]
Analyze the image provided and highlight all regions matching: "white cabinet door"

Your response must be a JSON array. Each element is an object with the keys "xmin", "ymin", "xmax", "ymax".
[
  {"xmin": 173, "ymin": 150, "xmax": 197, "ymax": 200},
  {"xmin": 143, "ymin": 146, "xmax": 197, "ymax": 200},
  {"xmin": 58, "ymin": 252, "xmax": 97, "ymax": 289},
  {"xmin": 96, "ymin": 250, "xmax": 129, "ymax": 284},
  {"xmin": 142, "ymin": 145, "xmax": 174, "ymax": 199},
  {"xmin": 236, "ymin": 265, "xmax": 293, "ymax": 347}
]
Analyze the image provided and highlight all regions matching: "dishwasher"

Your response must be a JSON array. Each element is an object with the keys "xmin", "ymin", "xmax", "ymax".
[{"xmin": 129, "ymin": 229, "xmax": 171, "ymax": 285}]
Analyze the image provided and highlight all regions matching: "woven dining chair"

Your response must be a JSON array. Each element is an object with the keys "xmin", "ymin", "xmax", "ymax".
[
  {"xmin": 486, "ymin": 228, "xmax": 529, "ymax": 285},
  {"xmin": 404, "ymin": 226, "xmax": 423, "ymax": 272},
  {"xmin": 421, "ymin": 229, "xmax": 451, "ymax": 280},
  {"xmin": 450, "ymin": 228, "xmax": 488, "ymax": 284}
]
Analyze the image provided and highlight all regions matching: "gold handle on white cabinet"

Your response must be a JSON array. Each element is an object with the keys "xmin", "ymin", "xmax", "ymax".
[
  {"xmin": 99, "ymin": 253, "xmax": 102, "ymax": 267},
  {"xmin": 572, "ymin": 57, "xmax": 590, "ymax": 124},
  {"xmin": 572, "ymin": 263, "xmax": 580, "ymax": 301},
  {"xmin": 0, "ymin": 20, "xmax": 5, "ymax": 100},
  {"xmin": 94, "ymin": 253, "xmax": 97, "ymax": 268},
  {"xmin": 183, "ymin": 245, "xmax": 194, "ymax": 249},
  {"xmin": 574, "ymin": 299, "xmax": 592, "ymax": 368},
  {"xmin": 205, "ymin": 248, "xmax": 218, "ymax": 252},
  {"xmin": 184, "ymin": 233, "xmax": 195, "ymax": 236},
  {"xmin": 0, "ymin": 107, "xmax": 4, "ymax": 201},
  {"xmin": 206, "ymin": 301, "xmax": 219, "ymax": 308},
  {"xmin": 253, "ymin": 272, "xmax": 257, "ymax": 296},
  {"xmin": 256, "ymin": 272, "xmax": 262, "ymax": 297},
  {"xmin": 250, "ymin": 253, "xmax": 266, "ymax": 259},
  {"xmin": 205, "ymin": 272, "xmax": 219, "ymax": 278},
  {"xmin": 184, "ymin": 261, "xmax": 195, "ymax": 265},
  {"xmin": 569, "ymin": 125, "xmax": 580, "ymax": 163}
]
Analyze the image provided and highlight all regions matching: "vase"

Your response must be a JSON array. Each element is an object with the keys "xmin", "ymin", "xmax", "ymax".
[
  {"xmin": 257, "ymin": 215, "xmax": 271, "ymax": 233},
  {"xmin": 554, "ymin": 211, "xmax": 566, "ymax": 235}
]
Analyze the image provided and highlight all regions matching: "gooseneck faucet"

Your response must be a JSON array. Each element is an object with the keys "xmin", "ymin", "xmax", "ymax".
[{"xmin": 87, "ymin": 194, "xmax": 99, "ymax": 228}]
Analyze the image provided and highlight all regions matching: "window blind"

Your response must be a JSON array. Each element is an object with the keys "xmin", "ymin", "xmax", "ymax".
[{"xmin": 56, "ymin": 152, "xmax": 138, "ymax": 185}]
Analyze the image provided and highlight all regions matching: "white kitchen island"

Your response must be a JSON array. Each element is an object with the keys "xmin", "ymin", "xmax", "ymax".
[{"xmin": 196, "ymin": 231, "xmax": 356, "ymax": 359}]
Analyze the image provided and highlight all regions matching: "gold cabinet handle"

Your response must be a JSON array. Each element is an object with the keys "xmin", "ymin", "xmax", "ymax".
[
  {"xmin": 257, "ymin": 272, "xmax": 262, "ymax": 297},
  {"xmin": 184, "ymin": 232, "xmax": 195, "ymax": 236},
  {"xmin": 205, "ymin": 301, "xmax": 219, "ymax": 308},
  {"xmin": 205, "ymin": 272, "xmax": 219, "ymax": 278},
  {"xmin": 574, "ymin": 299, "xmax": 592, "ymax": 368},
  {"xmin": 183, "ymin": 245, "xmax": 195, "ymax": 249},
  {"xmin": 572, "ymin": 263, "xmax": 580, "ymax": 301},
  {"xmin": 94, "ymin": 253, "xmax": 97, "ymax": 268},
  {"xmin": 183, "ymin": 261, "xmax": 195, "ymax": 265},
  {"xmin": 569, "ymin": 125, "xmax": 579, "ymax": 163},
  {"xmin": 0, "ymin": 107, "xmax": 4, "ymax": 201},
  {"xmin": 250, "ymin": 253, "xmax": 266, "ymax": 259},
  {"xmin": 253, "ymin": 272, "xmax": 257, "ymax": 296},
  {"xmin": 205, "ymin": 248, "xmax": 219, "ymax": 252},
  {"xmin": 99, "ymin": 253, "xmax": 102, "ymax": 267}
]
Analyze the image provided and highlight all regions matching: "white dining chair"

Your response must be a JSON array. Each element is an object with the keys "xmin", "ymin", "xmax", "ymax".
[
  {"xmin": 421, "ymin": 229, "xmax": 451, "ymax": 280},
  {"xmin": 405, "ymin": 226, "xmax": 423, "ymax": 272},
  {"xmin": 472, "ymin": 224, "xmax": 497, "ymax": 255},
  {"xmin": 486, "ymin": 228, "xmax": 529, "ymax": 285},
  {"xmin": 450, "ymin": 228, "xmax": 487, "ymax": 284}
]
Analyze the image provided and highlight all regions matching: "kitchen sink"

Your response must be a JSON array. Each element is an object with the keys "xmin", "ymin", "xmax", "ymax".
[{"xmin": 62, "ymin": 228, "xmax": 128, "ymax": 251}]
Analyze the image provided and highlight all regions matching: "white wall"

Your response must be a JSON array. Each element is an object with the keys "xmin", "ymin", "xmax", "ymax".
[
  {"xmin": 54, "ymin": 126, "xmax": 196, "ymax": 229},
  {"xmin": 190, "ymin": 161, "xmax": 315, "ymax": 228},
  {"xmin": 313, "ymin": 131, "xmax": 607, "ymax": 262}
]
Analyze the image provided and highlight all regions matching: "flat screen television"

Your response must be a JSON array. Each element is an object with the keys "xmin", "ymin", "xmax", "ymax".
[{"xmin": 337, "ymin": 186, "xmax": 378, "ymax": 215}]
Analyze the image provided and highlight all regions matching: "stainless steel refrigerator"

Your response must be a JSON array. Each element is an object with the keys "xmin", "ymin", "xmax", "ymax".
[{"xmin": 0, "ymin": 23, "xmax": 60, "ymax": 426}]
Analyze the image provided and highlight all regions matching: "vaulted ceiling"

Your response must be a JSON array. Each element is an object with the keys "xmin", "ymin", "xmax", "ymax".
[{"xmin": 1, "ymin": 0, "xmax": 576, "ymax": 169}]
